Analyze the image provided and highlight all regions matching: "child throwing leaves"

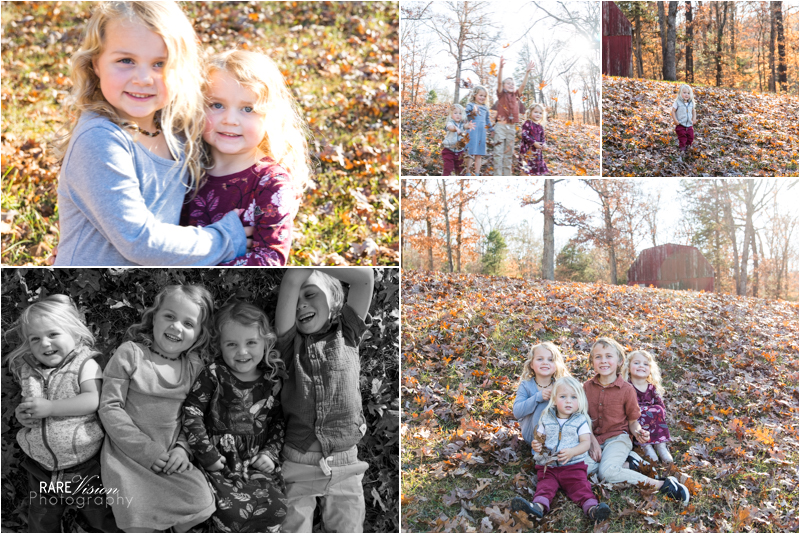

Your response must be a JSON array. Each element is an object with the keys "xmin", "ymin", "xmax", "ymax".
[
  {"xmin": 512, "ymin": 377, "xmax": 611, "ymax": 523},
  {"xmin": 513, "ymin": 342, "xmax": 569, "ymax": 444},
  {"xmin": 494, "ymin": 57, "xmax": 533, "ymax": 176},
  {"xmin": 441, "ymin": 104, "xmax": 473, "ymax": 176},
  {"xmin": 670, "ymin": 84, "xmax": 697, "ymax": 154},
  {"xmin": 519, "ymin": 104, "xmax": 549, "ymax": 175},
  {"xmin": 623, "ymin": 350, "xmax": 674, "ymax": 463}
]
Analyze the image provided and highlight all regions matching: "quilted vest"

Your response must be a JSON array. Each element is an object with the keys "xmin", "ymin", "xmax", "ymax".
[
  {"xmin": 539, "ymin": 408, "xmax": 590, "ymax": 467},
  {"xmin": 16, "ymin": 346, "xmax": 104, "ymax": 470}
]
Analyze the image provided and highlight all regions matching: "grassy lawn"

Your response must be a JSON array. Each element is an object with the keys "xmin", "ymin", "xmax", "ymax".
[
  {"xmin": 1, "ymin": 1, "xmax": 398, "ymax": 265},
  {"xmin": 401, "ymin": 270, "xmax": 799, "ymax": 533}
]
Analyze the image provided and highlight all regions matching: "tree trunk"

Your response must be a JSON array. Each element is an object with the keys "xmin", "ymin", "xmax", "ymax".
[
  {"xmin": 439, "ymin": 180, "xmax": 453, "ymax": 272},
  {"xmin": 714, "ymin": 1, "xmax": 728, "ymax": 87},
  {"xmin": 542, "ymin": 179, "xmax": 555, "ymax": 280},
  {"xmin": 425, "ymin": 214, "xmax": 434, "ymax": 270},
  {"xmin": 456, "ymin": 181, "xmax": 464, "ymax": 272},
  {"xmin": 775, "ymin": 1, "xmax": 787, "ymax": 91},
  {"xmin": 685, "ymin": 1, "xmax": 694, "ymax": 83},
  {"xmin": 769, "ymin": 1, "xmax": 776, "ymax": 92},
  {"xmin": 737, "ymin": 181, "xmax": 756, "ymax": 297},
  {"xmin": 730, "ymin": 1, "xmax": 736, "ymax": 83},
  {"xmin": 665, "ymin": 2, "xmax": 678, "ymax": 80},
  {"xmin": 634, "ymin": 4, "xmax": 644, "ymax": 78},
  {"xmin": 658, "ymin": 2, "xmax": 667, "ymax": 79},
  {"xmin": 751, "ymin": 230, "xmax": 761, "ymax": 298},
  {"xmin": 721, "ymin": 181, "xmax": 740, "ymax": 294}
]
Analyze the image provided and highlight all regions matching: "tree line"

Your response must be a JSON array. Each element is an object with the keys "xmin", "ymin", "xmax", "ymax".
[
  {"xmin": 401, "ymin": 1, "xmax": 602, "ymax": 125},
  {"xmin": 402, "ymin": 178, "xmax": 798, "ymax": 301},
  {"xmin": 617, "ymin": 1, "xmax": 798, "ymax": 93}
]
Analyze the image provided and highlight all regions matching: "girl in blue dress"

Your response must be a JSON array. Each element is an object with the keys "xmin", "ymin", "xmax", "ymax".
[{"xmin": 465, "ymin": 85, "xmax": 492, "ymax": 176}]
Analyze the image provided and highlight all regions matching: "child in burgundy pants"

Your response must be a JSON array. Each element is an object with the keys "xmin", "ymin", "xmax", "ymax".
[
  {"xmin": 511, "ymin": 377, "xmax": 611, "ymax": 522},
  {"xmin": 670, "ymin": 84, "xmax": 697, "ymax": 152}
]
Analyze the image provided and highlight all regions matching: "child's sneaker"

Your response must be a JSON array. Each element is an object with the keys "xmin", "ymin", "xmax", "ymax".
[
  {"xmin": 588, "ymin": 503, "xmax": 611, "ymax": 522},
  {"xmin": 625, "ymin": 450, "xmax": 649, "ymax": 472},
  {"xmin": 659, "ymin": 476, "xmax": 690, "ymax": 505},
  {"xmin": 511, "ymin": 496, "xmax": 544, "ymax": 519},
  {"xmin": 655, "ymin": 442, "xmax": 674, "ymax": 463}
]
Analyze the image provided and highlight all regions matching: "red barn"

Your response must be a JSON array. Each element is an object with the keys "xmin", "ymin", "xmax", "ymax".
[
  {"xmin": 628, "ymin": 244, "xmax": 715, "ymax": 292},
  {"xmin": 603, "ymin": 1, "xmax": 632, "ymax": 77}
]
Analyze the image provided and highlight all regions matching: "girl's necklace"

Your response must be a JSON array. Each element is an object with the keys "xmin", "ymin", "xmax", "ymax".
[
  {"xmin": 150, "ymin": 346, "xmax": 183, "ymax": 361},
  {"xmin": 123, "ymin": 122, "xmax": 162, "ymax": 138},
  {"xmin": 535, "ymin": 376, "xmax": 554, "ymax": 389}
]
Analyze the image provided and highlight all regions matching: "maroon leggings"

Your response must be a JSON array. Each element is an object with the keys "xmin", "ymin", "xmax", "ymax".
[
  {"xmin": 675, "ymin": 124, "xmax": 695, "ymax": 150},
  {"xmin": 442, "ymin": 148, "xmax": 464, "ymax": 176},
  {"xmin": 533, "ymin": 462, "xmax": 599, "ymax": 515}
]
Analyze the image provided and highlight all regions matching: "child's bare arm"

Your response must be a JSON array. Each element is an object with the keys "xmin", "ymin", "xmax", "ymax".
[
  {"xmin": 318, "ymin": 268, "xmax": 374, "ymax": 319},
  {"xmin": 692, "ymin": 107, "xmax": 697, "ymax": 124},
  {"xmin": 629, "ymin": 419, "xmax": 649, "ymax": 442},
  {"xmin": 446, "ymin": 122, "xmax": 457, "ymax": 132},
  {"xmin": 497, "ymin": 57, "xmax": 505, "ymax": 92},
  {"xmin": 670, "ymin": 107, "xmax": 678, "ymax": 124},
  {"xmin": 275, "ymin": 269, "xmax": 314, "ymax": 335}
]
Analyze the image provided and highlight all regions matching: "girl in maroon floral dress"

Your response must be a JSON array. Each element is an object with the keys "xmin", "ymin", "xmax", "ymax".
[
  {"xmin": 181, "ymin": 50, "xmax": 311, "ymax": 265},
  {"xmin": 183, "ymin": 301, "xmax": 288, "ymax": 532},
  {"xmin": 623, "ymin": 350, "xmax": 673, "ymax": 463},
  {"xmin": 519, "ymin": 104, "xmax": 549, "ymax": 175}
]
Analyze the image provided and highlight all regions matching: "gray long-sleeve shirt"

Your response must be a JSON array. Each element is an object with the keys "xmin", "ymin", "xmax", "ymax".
[
  {"xmin": 56, "ymin": 113, "xmax": 246, "ymax": 265},
  {"xmin": 513, "ymin": 378, "xmax": 549, "ymax": 444}
]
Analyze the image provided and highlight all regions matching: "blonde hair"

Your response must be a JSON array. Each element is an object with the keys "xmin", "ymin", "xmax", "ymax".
[
  {"xmin": 204, "ymin": 49, "xmax": 311, "ymax": 191},
  {"xmin": 520, "ymin": 341, "xmax": 570, "ymax": 382},
  {"xmin": 470, "ymin": 86, "xmax": 488, "ymax": 103},
  {"xmin": 54, "ymin": 1, "xmax": 206, "ymax": 195},
  {"xmin": 528, "ymin": 104, "xmax": 547, "ymax": 126},
  {"xmin": 675, "ymin": 84, "xmax": 694, "ymax": 105},
  {"xmin": 590, "ymin": 336, "xmax": 626, "ymax": 376},
  {"xmin": 622, "ymin": 350, "xmax": 665, "ymax": 396},
  {"xmin": 4, "ymin": 295, "xmax": 96, "ymax": 381},
  {"xmin": 543, "ymin": 376, "xmax": 592, "ymax": 428},
  {"xmin": 450, "ymin": 104, "xmax": 465, "ymax": 116}
]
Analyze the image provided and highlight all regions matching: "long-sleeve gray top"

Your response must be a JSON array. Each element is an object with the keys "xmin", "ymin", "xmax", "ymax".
[{"xmin": 56, "ymin": 112, "xmax": 246, "ymax": 265}]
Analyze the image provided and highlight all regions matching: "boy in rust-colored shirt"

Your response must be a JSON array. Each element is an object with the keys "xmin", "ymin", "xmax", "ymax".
[
  {"xmin": 275, "ymin": 267, "xmax": 375, "ymax": 532},
  {"xmin": 583, "ymin": 337, "xmax": 690, "ymax": 505},
  {"xmin": 494, "ymin": 57, "xmax": 534, "ymax": 176}
]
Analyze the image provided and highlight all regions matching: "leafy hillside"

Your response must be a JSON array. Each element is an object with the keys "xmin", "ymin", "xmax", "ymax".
[
  {"xmin": 401, "ymin": 270, "xmax": 798, "ymax": 533},
  {"xmin": 401, "ymin": 102, "xmax": 600, "ymax": 176},
  {"xmin": 603, "ymin": 76, "xmax": 799, "ymax": 177}
]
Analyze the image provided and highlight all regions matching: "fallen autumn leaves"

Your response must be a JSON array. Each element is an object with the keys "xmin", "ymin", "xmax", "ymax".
[
  {"xmin": 602, "ymin": 76, "xmax": 799, "ymax": 177},
  {"xmin": 401, "ymin": 270, "xmax": 798, "ymax": 533}
]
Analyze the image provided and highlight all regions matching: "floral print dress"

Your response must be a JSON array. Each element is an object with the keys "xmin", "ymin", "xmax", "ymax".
[
  {"xmin": 519, "ymin": 120, "xmax": 549, "ymax": 175},
  {"xmin": 632, "ymin": 383, "xmax": 671, "ymax": 445},
  {"xmin": 180, "ymin": 157, "xmax": 300, "ymax": 266},
  {"xmin": 183, "ymin": 360, "xmax": 288, "ymax": 532}
]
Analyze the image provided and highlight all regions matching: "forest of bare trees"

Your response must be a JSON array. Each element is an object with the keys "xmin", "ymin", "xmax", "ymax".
[{"xmin": 616, "ymin": 1, "xmax": 798, "ymax": 92}]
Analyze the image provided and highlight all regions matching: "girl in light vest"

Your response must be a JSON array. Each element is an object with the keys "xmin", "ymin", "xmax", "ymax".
[
  {"xmin": 670, "ymin": 84, "xmax": 697, "ymax": 153},
  {"xmin": 9, "ymin": 294, "xmax": 118, "ymax": 532},
  {"xmin": 511, "ymin": 376, "xmax": 611, "ymax": 523}
]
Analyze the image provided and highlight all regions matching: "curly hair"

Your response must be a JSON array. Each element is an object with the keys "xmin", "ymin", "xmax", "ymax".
[
  {"xmin": 622, "ymin": 350, "xmax": 665, "ymax": 396},
  {"xmin": 203, "ymin": 49, "xmax": 311, "ymax": 191},
  {"xmin": 214, "ymin": 301, "xmax": 283, "ymax": 380},
  {"xmin": 125, "ymin": 284, "xmax": 215, "ymax": 361}
]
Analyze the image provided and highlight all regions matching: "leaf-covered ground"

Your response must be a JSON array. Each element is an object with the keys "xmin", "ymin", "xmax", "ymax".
[
  {"xmin": 401, "ymin": 102, "xmax": 600, "ymax": 177},
  {"xmin": 1, "ymin": 1, "xmax": 399, "ymax": 266},
  {"xmin": 401, "ymin": 270, "xmax": 798, "ymax": 533},
  {"xmin": 602, "ymin": 76, "xmax": 799, "ymax": 177},
  {"xmin": 1, "ymin": 268, "xmax": 399, "ymax": 533}
]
